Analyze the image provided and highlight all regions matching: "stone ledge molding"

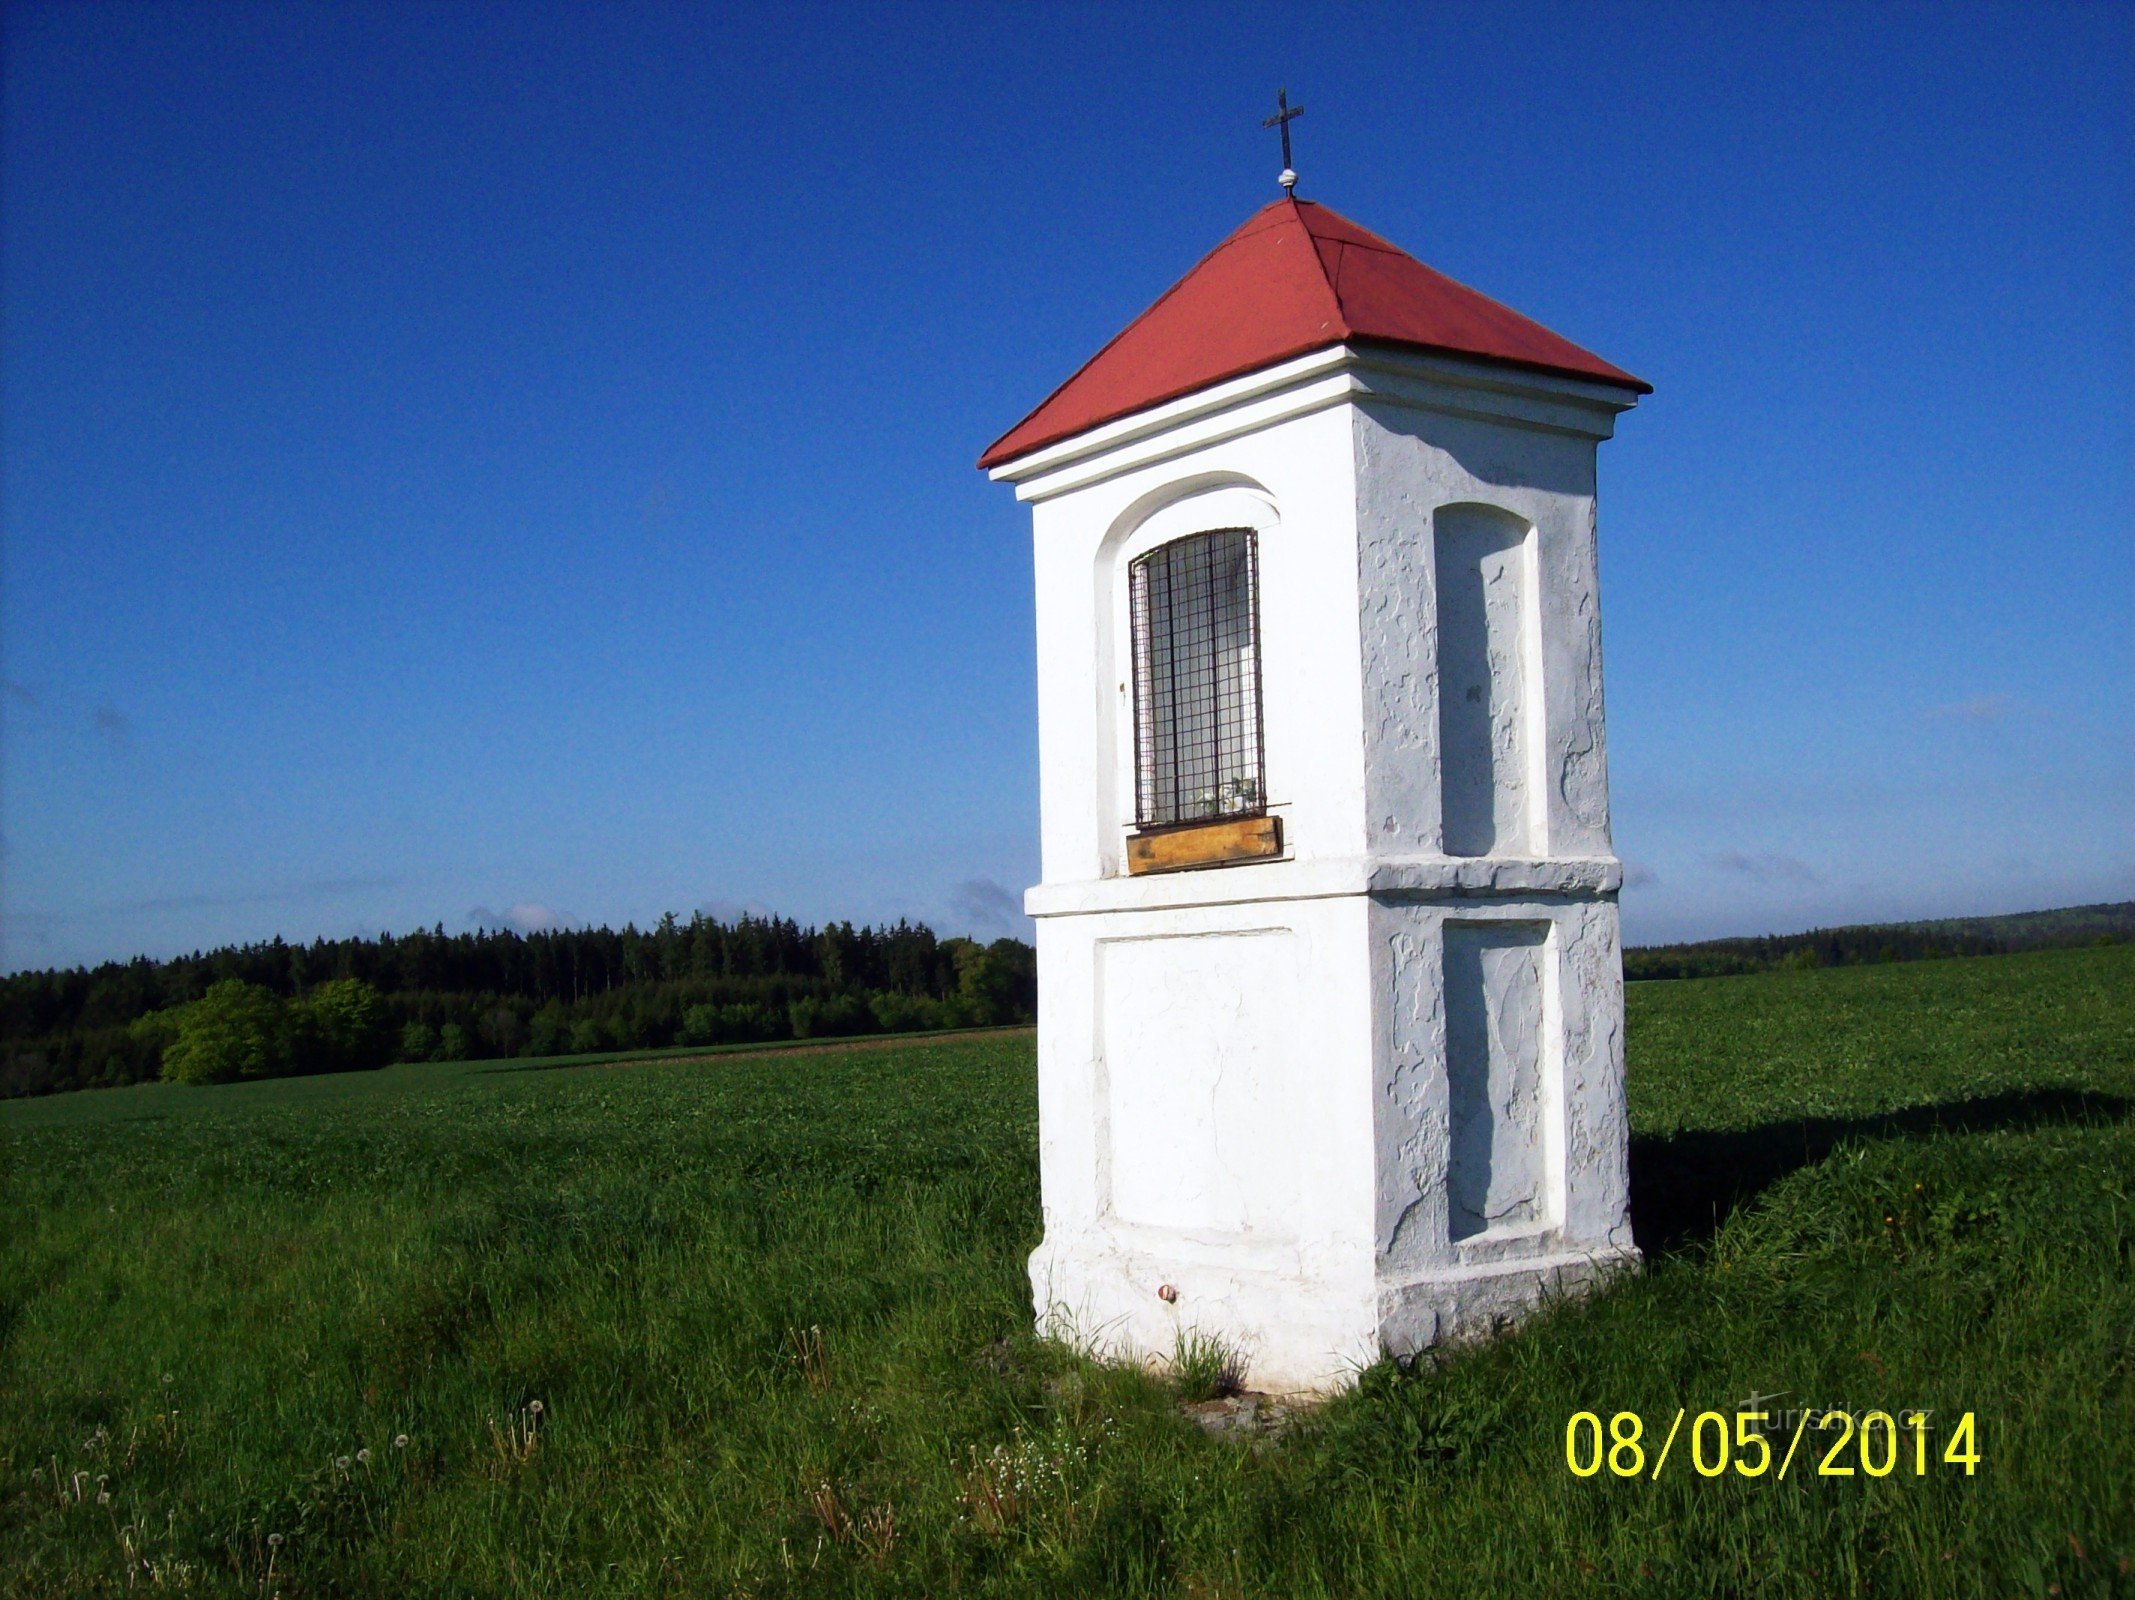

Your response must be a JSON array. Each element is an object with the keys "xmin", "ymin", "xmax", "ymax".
[{"xmin": 1025, "ymin": 855, "xmax": 1624, "ymax": 919}]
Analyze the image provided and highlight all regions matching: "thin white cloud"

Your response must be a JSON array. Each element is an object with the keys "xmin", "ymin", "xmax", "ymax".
[
  {"xmin": 697, "ymin": 898, "xmax": 775, "ymax": 925},
  {"xmin": 466, "ymin": 902, "xmax": 574, "ymax": 934},
  {"xmin": 1710, "ymin": 851, "xmax": 1819, "ymax": 884}
]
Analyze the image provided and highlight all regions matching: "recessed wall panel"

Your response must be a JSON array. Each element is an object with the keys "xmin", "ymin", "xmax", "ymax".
[
  {"xmin": 1098, "ymin": 931, "xmax": 1301, "ymax": 1237},
  {"xmin": 1443, "ymin": 922, "xmax": 1551, "ymax": 1240},
  {"xmin": 1435, "ymin": 505, "xmax": 1538, "ymax": 857}
]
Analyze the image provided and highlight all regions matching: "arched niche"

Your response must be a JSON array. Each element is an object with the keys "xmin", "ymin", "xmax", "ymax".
[{"xmin": 1092, "ymin": 480, "xmax": 1279, "ymax": 873}]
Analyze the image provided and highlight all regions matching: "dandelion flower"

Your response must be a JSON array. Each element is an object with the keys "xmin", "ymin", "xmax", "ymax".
[
  {"xmin": 529, "ymin": 1400, "xmax": 545, "ymax": 1416},
  {"xmin": 335, "ymin": 1456, "xmax": 351, "ymax": 1470},
  {"xmin": 98, "ymin": 1490, "xmax": 111, "ymax": 1504},
  {"xmin": 268, "ymin": 1534, "xmax": 283, "ymax": 1548},
  {"xmin": 393, "ymin": 1435, "xmax": 409, "ymax": 1449},
  {"xmin": 355, "ymin": 1448, "xmax": 371, "ymax": 1464}
]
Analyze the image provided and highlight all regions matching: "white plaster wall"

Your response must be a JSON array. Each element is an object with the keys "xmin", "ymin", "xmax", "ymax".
[
  {"xmin": 1554, "ymin": 895, "xmax": 1634, "ymax": 1248},
  {"xmin": 1027, "ymin": 893, "xmax": 1381, "ymax": 1392},
  {"xmin": 1369, "ymin": 898, "xmax": 1630, "ymax": 1274},
  {"xmin": 1027, "ymin": 401, "xmax": 1366, "ymax": 889},
  {"xmin": 1351, "ymin": 399, "xmax": 1615, "ymax": 861},
  {"xmin": 1000, "ymin": 347, "xmax": 1640, "ymax": 1392},
  {"xmin": 1367, "ymin": 894, "xmax": 1632, "ymax": 1355},
  {"xmin": 1100, "ymin": 928, "xmax": 1303, "ymax": 1236}
]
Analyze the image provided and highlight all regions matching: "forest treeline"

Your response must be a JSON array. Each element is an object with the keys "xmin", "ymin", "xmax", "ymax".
[
  {"xmin": 1, "ymin": 912, "xmax": 1035, "ymax": 1098},
  {"xmin": 13, "ymin": 899, "xmax": 2127, "ymax": 1096},
  {"xmin": 1623, "ymin": 901, "xmax": 2133, "ymax": 981}
]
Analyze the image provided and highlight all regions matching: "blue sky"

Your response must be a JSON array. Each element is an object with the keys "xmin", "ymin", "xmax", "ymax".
[{"xmin": 3, "ymin": 1, "xmax": 2129, "ymax": 971}]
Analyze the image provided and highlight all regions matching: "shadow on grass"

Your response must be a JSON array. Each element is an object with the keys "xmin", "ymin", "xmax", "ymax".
[{"xmin": 1630, "ymin": 1087, "xmax": 2131, "ymax": 1256}]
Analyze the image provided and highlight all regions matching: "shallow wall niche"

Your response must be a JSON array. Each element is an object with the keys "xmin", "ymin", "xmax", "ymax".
[
  {"xmin": 1433, "ymin": 504, "xmax": 1541, "ymax": 857},
  {"xmin": 1443, "ymin": 922, "xmax": 1552, "ymax": 1241}
]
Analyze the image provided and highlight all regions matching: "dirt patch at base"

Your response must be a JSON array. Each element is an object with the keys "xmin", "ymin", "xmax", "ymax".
[{"xmin": 1181, "ymin": 1391, "xmax": 1309, "ymax": 1445}]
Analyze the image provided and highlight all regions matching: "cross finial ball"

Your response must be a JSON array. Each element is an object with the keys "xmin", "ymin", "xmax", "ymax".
[{"xmin": 1262, "ymin": 88, "xmax": 1304, "ymax": 194}]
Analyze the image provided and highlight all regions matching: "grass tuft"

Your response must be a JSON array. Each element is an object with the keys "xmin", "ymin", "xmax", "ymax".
[{"xmin": 1170, "ymin": 1330, "xmax": 1249, "ymax": 1403}]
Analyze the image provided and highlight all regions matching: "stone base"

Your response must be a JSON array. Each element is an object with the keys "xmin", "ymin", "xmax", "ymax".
[
  {"xmin": 1030, "ymin": 1233, "xmax": 1640, "ymax": 1396},
  {"xmin": 1375, "ymin": 1244, "xmax": 1642, "ymax": 1359}
]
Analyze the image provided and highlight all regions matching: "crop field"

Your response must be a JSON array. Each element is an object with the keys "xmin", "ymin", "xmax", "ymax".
[{"xmin": 3, "ymin": 945, "xmax": 2130, "ymax": 1596}]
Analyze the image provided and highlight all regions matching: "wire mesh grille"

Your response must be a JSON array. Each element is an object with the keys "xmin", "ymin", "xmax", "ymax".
[{"xmin": 1130, "ymin": 529, "xmax": 1264, "ymax": 829}]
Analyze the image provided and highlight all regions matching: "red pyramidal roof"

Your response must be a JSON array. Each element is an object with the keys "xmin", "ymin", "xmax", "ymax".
[{"xmin": 979, "ymin": 197, "xmax": 1648, "ymax": 469}]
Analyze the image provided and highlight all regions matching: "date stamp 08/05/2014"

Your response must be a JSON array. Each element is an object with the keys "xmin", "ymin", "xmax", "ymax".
[{"xmin": 1565, "ymin": 1401, "xmax": 1981, "ymax": 1483}]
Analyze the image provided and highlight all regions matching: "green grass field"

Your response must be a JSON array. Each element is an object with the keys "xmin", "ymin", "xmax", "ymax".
[{"xmin": 4, "ymin": 946, "xmax": 2130, "ymax": 1597}]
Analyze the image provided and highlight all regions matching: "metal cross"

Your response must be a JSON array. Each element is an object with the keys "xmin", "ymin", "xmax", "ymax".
[{"xmin": 1262, "ymin": 88, "xmax": 1304, "ymax": 193}]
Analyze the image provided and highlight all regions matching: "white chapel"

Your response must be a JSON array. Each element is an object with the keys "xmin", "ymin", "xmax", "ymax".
[{"xmin": 979, "ymin": 187, "xmax": 1648, "ymax": 1394}]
